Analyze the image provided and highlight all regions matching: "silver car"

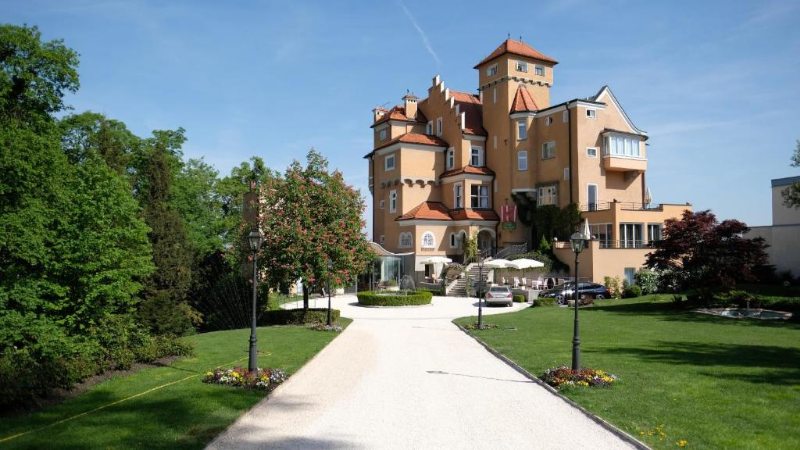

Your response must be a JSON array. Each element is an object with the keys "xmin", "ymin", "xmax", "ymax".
[{"xmin": 484, "ymin": 285, "xmax": 513, "ymax": 307}]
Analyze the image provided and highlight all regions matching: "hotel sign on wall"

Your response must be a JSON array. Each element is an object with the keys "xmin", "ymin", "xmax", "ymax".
[{"xmin": 500, "ymin": 204, "xmax": 517, "ymax": 231}]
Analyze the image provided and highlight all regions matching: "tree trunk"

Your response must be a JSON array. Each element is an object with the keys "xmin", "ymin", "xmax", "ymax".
[{"xmin": 302, "ymin": 283, "xmax": 309, "ymax": 311}]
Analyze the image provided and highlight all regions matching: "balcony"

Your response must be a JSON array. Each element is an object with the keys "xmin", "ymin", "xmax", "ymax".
[{"xmin": 603, "ymin": 154, "xmax": 647, "ymax": 172}]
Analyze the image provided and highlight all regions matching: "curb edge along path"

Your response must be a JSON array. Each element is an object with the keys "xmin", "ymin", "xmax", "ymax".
[{"xmin": 208, "ymin": 295, "xmax": 637, "ymax": 449}]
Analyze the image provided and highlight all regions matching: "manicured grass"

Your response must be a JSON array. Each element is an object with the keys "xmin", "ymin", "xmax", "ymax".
[
  {"xmin": 455, "ymin": 296, "xmax": 800, "ymax": 449},
  {"xmin": 0, "ymin": 319, "xmax": 351, "ymax": 449}
]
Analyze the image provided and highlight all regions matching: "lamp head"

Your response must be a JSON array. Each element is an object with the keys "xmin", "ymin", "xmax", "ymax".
[{"xmin": 247, "ymin": 229, "xmax": 264, "ymax": 252}]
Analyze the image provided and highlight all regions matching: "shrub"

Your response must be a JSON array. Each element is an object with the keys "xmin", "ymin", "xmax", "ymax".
[
  {"xmin": 604, "ymin": 276, "xmax": 623, "ymax": 299},
  {"xmin": 635, "ymin": 269, "xmax": 660, "ymax": 295},
  {"xmin": 259, "ymin": 308, "xmax": 340, "ymax": 326},
  {"xmin": 535, "ymin": 297, "xmax": 557, "ymax": 307},
  {"xmin": 624, "ymin": 285, "xmax": 642, "ymax": 298},
  {"xmin": 356, "ymin": 290, "xmax": 433, "ymax": 306},
  {"xmin": 418, "ymin": 287, "xmax": 443, "ymax": 296},
  {"xmin": 513, "ymin": 294, "xmax": 525, "ymax": 303}
]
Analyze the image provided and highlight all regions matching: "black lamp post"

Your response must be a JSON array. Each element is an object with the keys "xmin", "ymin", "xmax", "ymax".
[
  {"xmin": 477, "ymin": 250, "xmax": 485, "ymax": 329},
  {"xmin": 326, "ymin": 258, "xmax": 333, "ymax": 326},
  {"xmin": 569, "ymin": 226, "xmax": 589, "ymax": 371},
  {"xmin": 247, "ymin": 229, "xmax": 264, "ymax": 374}
]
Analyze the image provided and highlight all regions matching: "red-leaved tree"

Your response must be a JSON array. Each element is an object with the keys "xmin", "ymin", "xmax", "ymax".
[{"xmin": 645, "ymin": 210, "xmax": 769, "ymax": 292}]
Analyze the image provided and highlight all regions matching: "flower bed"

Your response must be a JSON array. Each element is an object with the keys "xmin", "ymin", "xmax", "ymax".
[
  {"xmin": 541, "ymin": 366, "xmax": 617, "ymax": 389},
  {"xmin": 202, "ymin": 367, "xmax": 287, "ymax": 391},
  {"xmin": 356, "ymin": 290, "xmax": 433, "ymax": 306}
]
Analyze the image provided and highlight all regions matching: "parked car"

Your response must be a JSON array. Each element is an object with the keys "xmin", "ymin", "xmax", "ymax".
[
  {"xmin": 484, "ymin": 285, "xmax": 513, "ymax": 306},
  {"xmin": 539, "ymin": 282, "xmax": 610, "ymax": 303}
]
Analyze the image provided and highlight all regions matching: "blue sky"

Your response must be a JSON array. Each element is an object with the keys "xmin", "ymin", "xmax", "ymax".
[{"xmin": 5, "ymin": 0, "xmax": 800, "ymax": 234}]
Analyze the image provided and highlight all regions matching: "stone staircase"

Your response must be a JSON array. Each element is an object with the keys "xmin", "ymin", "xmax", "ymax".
[{"xmin": 446, "ymin": 263, "xmax": 489, "ymax": 297}]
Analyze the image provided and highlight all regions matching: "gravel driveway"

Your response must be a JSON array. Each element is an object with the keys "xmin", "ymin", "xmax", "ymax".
[{"xmin": 207, "ymin": 295, "xmax": 633, "ymax": 449}]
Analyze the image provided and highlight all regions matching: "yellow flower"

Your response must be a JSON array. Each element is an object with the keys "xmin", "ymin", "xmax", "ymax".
[{"xmin": 677, "ymin": 439, "xmax": 688, "ymax": 447}]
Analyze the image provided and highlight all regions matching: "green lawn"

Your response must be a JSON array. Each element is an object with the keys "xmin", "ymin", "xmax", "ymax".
[
  {"xmin": 455, "ymin": 297, "xmax": 800, "ymax": 449},
  {"xmin": 0, "ymin": 320, "xmax": 351, "ymax": 449}
]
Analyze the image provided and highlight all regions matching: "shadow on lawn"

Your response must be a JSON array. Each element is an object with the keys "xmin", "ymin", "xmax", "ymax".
[
  {"xmin": 588, "ymin": 301, "xmax": 800, "ymax": 329},
  {"xmin": 604, "ymin": 341, "xmax": 800, "ymax": 386}
]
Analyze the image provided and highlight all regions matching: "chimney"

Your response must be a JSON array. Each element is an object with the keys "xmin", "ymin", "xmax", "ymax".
[
  {"xmin": 402, "ymin": 91, "xmax": 418, "ymax": 120},
  {"xmin": 372, "ymin": 106, "xmax": 387, "ymax": 123}
]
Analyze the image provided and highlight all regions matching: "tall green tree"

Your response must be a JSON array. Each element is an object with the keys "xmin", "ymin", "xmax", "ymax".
[
  {"xmin": 783, "ymin": 139, "xmax": 800, "ymax": 208},
  {"xmin": 59, "ymin": 111, "xmax": 141, "ymax": 175},
  {"xmin": 260, "ymin": 150, "xmax": 373, "ymax": 311},
  {"xmin": 172, "ymin": 158, "xmax": 225, "ymax": 258}
]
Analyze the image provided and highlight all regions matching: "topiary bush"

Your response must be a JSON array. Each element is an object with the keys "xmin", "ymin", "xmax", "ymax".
[
  {"xmin": 623, "ymin": 284, "xmax": 642, "ymax": 298},
  {"xmin": 259, "ymin": 308, "xmax": 340, "ymax": 326},
  {"xmin": 356, "ymin": 291, "xmax": 433, "ymax": 306},
  {"xmin": 513, "ymin": 294, "xmax": 525, "ymax": 303}
]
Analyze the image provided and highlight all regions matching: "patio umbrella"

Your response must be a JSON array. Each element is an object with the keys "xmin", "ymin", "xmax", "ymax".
[
  {"xmin": 419, "ymin": 256, "xmax": 452, "ymax": 265},
  {"xmin": 482, "ymin": 258, "xmax": 512, "ymax": 269},
  {"xmin": 507, "ymin": 258, "xmax": 545, "ymax": 270}
]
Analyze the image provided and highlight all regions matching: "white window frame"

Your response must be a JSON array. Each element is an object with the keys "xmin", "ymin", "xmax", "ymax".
[
  {"xmin": 590, "ymin": 223, "xmax": 612, "ymax": 247},
  {"xmin": 436, "ymin": 117, "xmax": 443, "ymax": 137},
  {"xmin": 426, "ymin": 121, "xmax": 433, "ymax": 135},
  {"xmin": 535, "ymin": 65, "xmax": 545, "ymax": 76},
  {"xmin": 647, "ymin": 223, "xmax": 662, "ymax": 243},
  {"xmin": 516, "ymin": 60, "xmax": 528, "ymax": 72},
  {"xmin": 587, "ymin": 183, "xmax": 598, "ymax": 211},
  {"xmin": 389, "ymin": 190, "xmax": 397, "ymax": 213},
  {"xmin": 384, "ymin": 153, "xmax": 396, "ymax": 171},
  {"xmin": 537, "ymin": 185, "xmax": 558, "ymax": 206},
  {"xmin": 446, "ymin": 148, "xmax": 454, "ymax": 170},
  {"xmin": 470, "ymin": 185, "xmax": 490, "ymax": 208},
  {"xmin": 421, "ymin": 231, "xmax": 435, "ymax": 249},
  {"xmin": 470, "ymin": 146, "xmax": 484, "ymax": 167},
  {"xmin": 586, "ymin": 109, "xmax": 597, "ymax": 119},
  {"xmin": 517, "ymin": 119, "xmax": 527, "ymax": 140},
  {"xmin": 399, "ymin": 232, "xmax": 413, "ymax": 248},
  {"xmin": 586, "ymin": 147, "xmax": 598, "ymax": 158},
  {"xmin": 518, "ymin": 150, "xmax": 528, "ymax": 171},
  {"xmin": 486, "ymin": 64, "xmax": 498, "ymax": 76},
  {"xmin": 619, "ymin": 223, "xmax": 644, "ymax": 248},
  {"xmin": 546, "ymin": 116, "xmax": 553, "ymax": 126},
  {"xmin": 605, "ymin": 134, "xmax": 642, "ymax": 158},
  {"xmin": 541, "ymin": 141, "xmax": 555, "ymax": 159},
  {"xmin": 454, "ymin": 183, "xmax": 463, "ymax": 208}
]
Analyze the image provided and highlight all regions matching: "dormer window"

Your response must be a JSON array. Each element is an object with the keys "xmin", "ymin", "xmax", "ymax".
[
  {"xmin": 470, "ymin": 146, "xmax": 484, "ymax": 167},
  {"xmin": 535, "ymin": 65, "xmax": 545, "ymax": 76},
  {"xmin": 486, "ymin": 64, "xmax": 498, "ymax": 76},
  {"xmin": 586, "ymin": 109, "xmax": 597, "ymax": 119},
  {"xmin": 516, "ymin": 61, "xmax": 528, "ymax": 72}
]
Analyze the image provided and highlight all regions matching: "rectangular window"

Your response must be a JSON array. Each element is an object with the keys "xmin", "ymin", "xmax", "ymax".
[
  {"xmin": 624, "ymin": 268, "xmax": 636, "ymax": 285},
  {"xmin": 493, "ymin": 135, "xmax": 497, "ymax": 150},
  {"xmin": 436, "ymin": 117, "xmax": 443, "ymax": 137},
  {"xmin": 535, "ymin": 65, "xmax": 545, "ymax": 76},
  {"xmin": 537, "ymin": 185, "xmax": 558, "ymax": 206},
  {"xmin": 590, "ymin": 223, "xmax": 612, "ymax": 248},
  {"xmin": 426, "ymin": 121, "xmax": 433, "ymax": 135},
  {"xmin": 487, "ymin": 64, "xmax": 498, "ymax": 76},
  {"xmin": 517, "ymin": 119, "xmax": 527, "ymax": 140},
  {"xmin": 619, "ymin": 223, "xmax": 643, "ymax": 248},
  {"xmin": 470, "ymin": 185, "xmax": 489, "ymax": 208},
  {"xmin": 399, "ymin": 232, "xmax": 412, "ymax": 248},
  {"xmin": 605, "ymin": 135, "xmax": 642, "ymax": 157},
  {"xmin": 470, "ymin": 146, "xmax": 484, "ymax": 166},
  {"xmin": 586, "ymin": 147, "xmax": 598, "ymax": 158},
  {"xmin": 384, "ymin": 154, "xmax": 396, "ymax": 171},
  {"xmin": 587, "ymin": 184, "xmax": 598, "ymax": 211},
  {"xmin": 454, "ymin": 184, "xmax": 463, "ymax": 208},
  {"xmin": 516, "ymin": 61, "xmax": 528, "ymax": 72},
  {"xmin": 546, "ymin": 116, "xmax": 553, "ymax": 126},
  {"xmin": 446, "ymin": 148, "xmax": 454, "ymax": 169},
  {"xmin": 379, "ymin": 200, "xmax": 385, "ymax": 209},
  {"xmin": 389, "ymin": 190, "xmax": 397, "ymax": 213},
  {"xmin": 379, "ymin": 235, "xmax": 385, "ymax": 245},
  {"xmin": 541, "ymin": 141, "xmax": 556, "ymax": 159},
  {"xmin": 562, "ymin": 110, "xmax": 568, "ymax": 123},
  {"xmin": 378, "ymin": 128, "xmax": 388, "ymax": 141},
  {"xmin": 586, "ymin": 109, "xmax": 597, "ymax": 119},
  {"xmin": 647, "ymin": 224, "xmax": 662, "ymax": 244},
  {"xmin": 518, "ymin": 151, "xmax": 528, "ymax": 171},
  {"xmin": 563, "ymin": 167, "xmax": 570, "ymax": 180},
  {"xmin": 493, "ymin": 87, "xmax": 497, "ymax": 104}
]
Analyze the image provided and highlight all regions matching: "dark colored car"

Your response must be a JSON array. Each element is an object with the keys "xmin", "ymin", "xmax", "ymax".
[{"xmin": 539, "ymin": 282, "xmax": 611, "ymax": 302}]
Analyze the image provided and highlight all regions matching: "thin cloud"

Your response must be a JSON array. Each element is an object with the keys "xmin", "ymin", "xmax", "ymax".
[{"xmin": 397, "ymin": 0, "xmax": 441, "ymax": 66}]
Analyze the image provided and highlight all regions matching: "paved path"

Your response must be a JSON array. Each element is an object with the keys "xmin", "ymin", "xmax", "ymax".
[{"xmin": 208, "ymin": 296, "xmax": 633, "ymax": 449}]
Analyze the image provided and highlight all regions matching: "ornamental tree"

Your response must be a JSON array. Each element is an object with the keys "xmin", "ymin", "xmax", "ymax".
[
  {"xmin": 259, "ymin": 150, "xmax": 373, "ymax": 312},
  {"xmin": 645, "ymin": 210, "xmax": 769, "ymax": 292},
  {"xmin": 783, "ymin": 139, "xmax": 800, "ymax": 208}
]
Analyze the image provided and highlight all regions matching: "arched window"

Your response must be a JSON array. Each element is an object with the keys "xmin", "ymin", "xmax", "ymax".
[
  {"xmin": 421, "ymin": 232, "xmax": 435, "ymax": 249},
  {"xmin": 446, "ymin": 148, "xmax": 454, "ymax": 170}
]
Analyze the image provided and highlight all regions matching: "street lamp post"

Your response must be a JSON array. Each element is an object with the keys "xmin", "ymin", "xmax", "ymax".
[
  {"xmin": 477, "ymin": 250, "xmax": 485, "ymax": 329},
  {"xmin": 326, "ymin": 258, "xmax": 333, "ymax": 326},
  {"xmin": 570, "ymin": 226, "xmax": 589, "ymax": 371},
  {"xmin": 247, "ymin": 229, "xmax": 264, "ymax": 374}
]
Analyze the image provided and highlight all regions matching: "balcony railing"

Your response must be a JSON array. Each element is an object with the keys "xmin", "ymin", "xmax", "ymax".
[
  {"xmin": 579, "ymin": 202, "xmax": 662, "ymax": 212},
  {"xmin": 555, "ymin": 240, "xmax": 661, "ymax": 249}
]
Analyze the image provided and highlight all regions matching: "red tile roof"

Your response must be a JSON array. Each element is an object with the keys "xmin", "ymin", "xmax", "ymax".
[
  {"xmin": 474, "ymin": 39, "xmax": 558, "ymax": 68},
  {"xmin": 450, "ymin": 208, "xmax": 500, "ymax": 221},
  {"xmin": 372, "ymin": 105, "xmax": 427, "ymax": 127},
  {"xmin": 397, "ymin": 202, "xmax": 451, "ymax": 221},
  {"xmin": 451, "ymin": 90, "xmax": 487, "ymax": 136},
  {"xmin": 373, "ymin": 132, "xmax": 448, "ymax": 151},
  {"xmin": 396, "ymin": 201, "xmax": 500, "ymax": 222},
  {"xmin": 511, "ymin": 85, "xmax": 539, "ymax": 113},
  {"xmin": 440, "ymin": 166, "xmax": 495, "ymax": 179}
]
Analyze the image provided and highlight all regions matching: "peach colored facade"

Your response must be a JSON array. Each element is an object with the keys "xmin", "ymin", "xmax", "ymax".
[{"xmin": 366, "ymin": 39, "xmax": 691, "ymax": 282}]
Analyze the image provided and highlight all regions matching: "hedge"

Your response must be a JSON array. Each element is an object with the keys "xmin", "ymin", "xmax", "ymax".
[
  {"xmin": 357, "ymin": 291, "xmax": 433, "ymax": 306},
  {"xmin": 259, "ymin": 308, "xmax": 340, "ymax": 326},
  {"xmin": 513, "ymin": 294, "xmax": 525, "ymax": 303},
  {"xmin": 535, "ymin": 297, "xmax": 557, "ymax": 307}
]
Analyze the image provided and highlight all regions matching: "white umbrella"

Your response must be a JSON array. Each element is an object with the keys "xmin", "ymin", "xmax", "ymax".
[
  {"xmin": 482, "ymin": 258, "xmax": 512, "ymax": 269},
  {"xmin": 507, "ymin": 258, "xmax": 545, "ymax": 270},
  {"xmin": 419, "ymin": 256, "xmax": 452, "ymax": 265}
]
